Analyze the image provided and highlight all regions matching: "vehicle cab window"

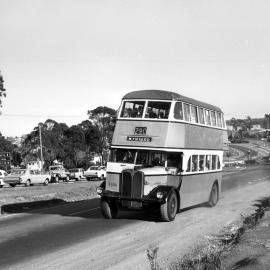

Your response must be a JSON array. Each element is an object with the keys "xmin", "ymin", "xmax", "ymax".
[
  {"xmin": 145, "ymin": 101, "xmax": 171, "ymax": 119},
  {"xmin": 120, "ymin": 101, "xmax": 146, "ymax": 118}
]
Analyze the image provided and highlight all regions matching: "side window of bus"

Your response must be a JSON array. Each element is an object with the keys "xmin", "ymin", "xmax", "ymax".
[
  {"xmin": 174, "ymin": 102, "xmax": 183, "ymax": 120},
  {"xmin": 217, "ymin": 156, "xmax": 221, "ymax": 169},
  {"xmin": 190, "ymin": 106, "xmax": 198, "ymax": 123},
  {"xmin": 136, "ymin": 151, "xmax": 148, "ymax": 165},
  {"xmin": 198, "ymin": 108, "xmax": 205, "ymax": 124},
  {"xmin": 217, "ymin": 113, "xmax": 222, "ymax": 128},
  {"xmin": 221, "ymin": 114, "xmax": 225, "ymax": 128},
  {"xmin": 212, "ymin": 155, "xmax": 217, "ymax": 170},
  {"xmin": 145, "ymin": 101, "xmax": 171, "ymax": 119},
  {"xmin": 192, "ymin": 155, "xmax": 198, "ymax": 172},
  {"xmin": 205, "ymin": 110, "xmax": 211, "ymax": 126},
  {"xmin": 150, "ymin": 152, "xmax": 166, "ymax": 166},
  {"xmin": 199, "ymin": 155, "xmax": 205, "ymax": 171},
  {"xmin": 187, "ymin": 157, "xmax": 191, "ymax": 172},
  {"xmin": 205, "ymin": 155, "xmax": 211, "ymax": 170},
  {"xmin": 167, "ymin": 152, "xmax": 183, "ymax": 171},
  {"xmin": 211, "ymin": 111, "xmax": 217, "ymax": 127},
  {"xmin": 183, "ymin": 103, "xmax": 191, "ymax": 122},
  {"xmin": 121, "ymin": 101, "xmax": 145, "ymax": 118}
]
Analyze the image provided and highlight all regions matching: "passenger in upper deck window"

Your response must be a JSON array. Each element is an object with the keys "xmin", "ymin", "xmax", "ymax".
[
  {"xmin": 135, "ymin": 106, "xmax": 144, "ymax": 117},
  {"xmin": 158, "ymin": 111, "xmax": 165, "ymax": 119},
  {"xmin": 122, "ymin": 109, "xmax": 129, "ymax": 117},
  {"xmin": 146, "ymin": 108, "xmax": 157, "ymax": 118}
]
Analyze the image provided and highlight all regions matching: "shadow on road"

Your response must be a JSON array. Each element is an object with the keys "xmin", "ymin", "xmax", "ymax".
[{"xmin": 1, "ymin": 197, "xmax": 165, "ymax": 222}]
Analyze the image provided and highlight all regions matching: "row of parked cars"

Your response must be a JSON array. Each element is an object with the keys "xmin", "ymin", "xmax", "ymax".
[{"xmin": 0, "ymin": 165, "xmax": 107, "ymax": 188}]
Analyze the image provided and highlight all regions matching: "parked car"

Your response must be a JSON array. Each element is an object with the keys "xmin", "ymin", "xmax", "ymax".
[
  {"xmin": 0, "ymin": 169, "xmax": 8, "ymax": 188},
  {"xmin": 69, "ymin": 168, "xmax": 85, "ymax": 181},
  {"xmin": 84, "ymin": 166, "xmax": 106, "ymax": 180},
  {"xmin": 3, "ymin": 169, "xmax": 51, "ymax": 187},
  {"xmin": 49, "ymin": 165, "xmax": 70, "ymax": 182}
]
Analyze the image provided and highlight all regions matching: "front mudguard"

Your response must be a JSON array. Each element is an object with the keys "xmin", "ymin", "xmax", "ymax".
[{"xmin": 148, "ymin": 185, "xmax": 180, "ymax": 210}]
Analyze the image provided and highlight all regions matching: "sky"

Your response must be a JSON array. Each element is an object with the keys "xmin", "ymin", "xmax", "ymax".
[{"xmin": 0, "ymin": 0, "xmax": 270, "ymax": 137}]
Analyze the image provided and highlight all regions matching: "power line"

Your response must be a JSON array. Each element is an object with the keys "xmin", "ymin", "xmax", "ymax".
[{"xmin": 1, "ymin": 113, "xmax": 86, "ymax": 118}]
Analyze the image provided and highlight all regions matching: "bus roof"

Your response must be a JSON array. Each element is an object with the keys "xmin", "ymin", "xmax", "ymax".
[{"xmin": 122, "ymin": 90, "xmax": 223, "ymax": 113}]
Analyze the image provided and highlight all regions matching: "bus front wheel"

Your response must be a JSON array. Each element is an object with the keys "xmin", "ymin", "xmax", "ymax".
[
  {"xmin": 160, "ymin": 191, "xmax": 178, "ymax": 222},
  {"xmin": 100, "ymin": 199, "xmax": 118, "ymax": 219},
  {"xmin": 207, "ymin": 182, "xmax": 219, "ymax": 207}
]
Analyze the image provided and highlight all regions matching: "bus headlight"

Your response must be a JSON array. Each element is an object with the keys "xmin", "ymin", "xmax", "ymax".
[{"xmin": 156, "ymin": 191, "xmax": 164, "ymax": 199}]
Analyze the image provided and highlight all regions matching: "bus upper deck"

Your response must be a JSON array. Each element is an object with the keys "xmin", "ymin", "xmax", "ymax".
[{"xmin": 112, "ymin": 89, "xmax": 227, "ymax": 150}]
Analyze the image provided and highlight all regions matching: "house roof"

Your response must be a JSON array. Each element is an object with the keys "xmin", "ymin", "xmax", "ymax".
[{"xmin": 122, "ymin": 89, "xmax": 223, "ymax": 112}]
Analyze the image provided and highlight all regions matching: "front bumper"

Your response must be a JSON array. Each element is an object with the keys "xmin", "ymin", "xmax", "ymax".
[{"xmin": 99, "ymin": 190, "xmax": 165, "ymax": 205}]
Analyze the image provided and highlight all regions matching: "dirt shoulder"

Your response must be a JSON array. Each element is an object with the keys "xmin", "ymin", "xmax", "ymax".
[{"xmin": 0, "ymin": 180, "xmax": 101, "ymax": 213}]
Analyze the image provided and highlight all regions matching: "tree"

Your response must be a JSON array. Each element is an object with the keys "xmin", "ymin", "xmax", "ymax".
[
  {"xmin": 264, "ymin": 114, "xmax": 270, "ymax": 129},
  {"xmin": 20, "ymin": 119, "xmax": 101, "ymax": 169},
  {"xmin": 63, "ymin": 125, "xmax": 87, "ymax": 168},
  {"xmin": 87, "ymin": 106, "xmax": 116, "ymax": 164},
  {"xmin": 0, "ymin": 70, "xmax": 6, "ymax": 110},
  {"xmin": 20, "ymin": 120, "xmax": 69, "ymax": 169},
  {"xmin": 0, "ymin": 132, "xmax": 21, "ymax": 169},
  {"xmin": 246, "ymin": 116, "xmax": 252, "ymax": 131}
]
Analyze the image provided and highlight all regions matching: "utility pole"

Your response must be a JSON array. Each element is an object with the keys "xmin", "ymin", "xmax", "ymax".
[{"xmin": 39, "ymin": 124, "xmax": 44, "ymax": 172}]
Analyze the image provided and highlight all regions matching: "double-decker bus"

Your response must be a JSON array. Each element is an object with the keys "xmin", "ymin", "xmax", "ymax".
[{"xmin": 97, "ymin": 90, "xmax": 227, "ymax": 221}]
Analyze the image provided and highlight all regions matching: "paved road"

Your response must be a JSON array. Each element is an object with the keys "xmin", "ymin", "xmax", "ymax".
[{"xmin": 0, "ymin": 165, "xmax": 270, "ymax": 269}]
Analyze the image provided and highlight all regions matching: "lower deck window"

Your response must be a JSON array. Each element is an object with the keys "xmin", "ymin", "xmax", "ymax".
[{"xmin": 186, "ymin": 154, "xmax": 221, "ymax": 173}]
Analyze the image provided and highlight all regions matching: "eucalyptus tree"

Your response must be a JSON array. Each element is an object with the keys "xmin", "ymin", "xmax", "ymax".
[{"xmin": 87, "ymin": 106, "xmax": 116, "ymax": 164}]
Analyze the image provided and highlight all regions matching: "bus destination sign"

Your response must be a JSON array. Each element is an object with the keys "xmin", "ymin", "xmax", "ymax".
[{"xmin": 127, "ymin": 136, "xmax": 152, "ymax": 142}]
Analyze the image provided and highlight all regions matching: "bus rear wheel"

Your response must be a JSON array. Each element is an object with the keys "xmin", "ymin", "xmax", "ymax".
[
  {"xmin": 207, "ymin": 182, "xmax": 219, "ymax": 207},
  {"xmin": 100, "ymin": 199, "xmax": 118, "ymax": 219},
  {"xmin": 160, "ymin": 191, "xmax": 178, "ymax": 222}
]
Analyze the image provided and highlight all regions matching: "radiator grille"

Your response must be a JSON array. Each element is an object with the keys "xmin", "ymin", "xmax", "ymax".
[{"xmin": 121, "ymin": 170, "xmax": 144, "ymax": 208}]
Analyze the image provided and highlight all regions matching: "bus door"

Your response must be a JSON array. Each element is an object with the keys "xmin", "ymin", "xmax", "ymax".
[{"xmin": 166, "ymin": 152, "xmax": 183, "ymax": 190}]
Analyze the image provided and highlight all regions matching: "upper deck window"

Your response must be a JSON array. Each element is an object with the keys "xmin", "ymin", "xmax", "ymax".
[
  {"xmin": 174, "ymin": 102, "xmax": 183, "ymax": 120},
  {"xmin": 190, "ymin": 105, "xmax": 198, "ymax": 123},
  {"xmin": 198, "ymin": 108, "xmax": 205, "ymax": 124},
  {"xmin": 216, "ymin": 113, "xmax": 222, "ymax": 128},
  {"xmin": 120, "ymin": 101, "xmax": 145, "ymax": 118},
  {"xmin": 183, "ymin": 103, "xmax": 191, "ymax": 122},
  {"xmin": 205, "ymin": 110, "xmax": 211, "ymax": 126},
  {"xmin": 145, "ymin": 101, "xmax": 171, "ymax": 119},
  {"xmin": 211, "ymin": 111, "xmax": 217, "ymax": 126}
]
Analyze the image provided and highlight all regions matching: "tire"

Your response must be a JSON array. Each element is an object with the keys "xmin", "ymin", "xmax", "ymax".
[
  {"xmin": 55, "ymin": 176, "xmax": 59, "ymax": 183},
  {"xmin": 25, "ymin": 180, "xmax": 31, "ymax": 187},
  {"xmin": 207, "ymin": 182, "xmax": 219, "ymax": 207},
  {"xmin": 0, "ymin": 185, "xmax": 3, "ymax": 188},
  {"xmin": 160, "ymin": 190, "xmax": 178, "ymax": 222},
  {"xmin": 9, "ymin": 184, "xmax": 16, "ymax": 187},
  {"xmin": 100, "ymin": 199, "xmax": 118, "ymax": 219},
  {"xmin": 44, "ymin": 179, "xmax": 49, "ymax": 186}
]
